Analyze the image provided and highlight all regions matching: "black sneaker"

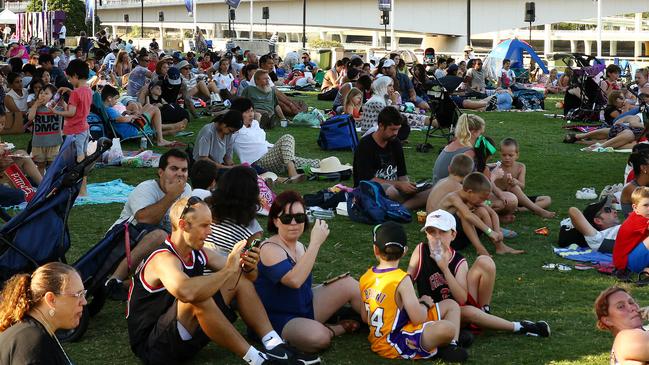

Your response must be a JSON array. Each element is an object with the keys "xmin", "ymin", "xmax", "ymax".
[
  {"xmin": 519, "ymin": 320, "xmax": 551, "ymax": 337},
  {"xmin": 458, "ymin": 329, "xmax": 474, "ymax": 349},
  {"xmin": 104, "ymin": 278, "xmax": 128, "ymax": 302},
  {"xmin": 436, "ymin": 344, "xmax": 468, "ymax": 363},
  {"xmin": 265, "ymin": 343, "xmax": 321, "ymax": 365},
  {"xmin": 486, "ymin": 96, "xmax": 498, "ymax": 111}
]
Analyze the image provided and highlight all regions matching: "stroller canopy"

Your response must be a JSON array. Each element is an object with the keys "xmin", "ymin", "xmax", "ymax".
[{"xmin": 483, "ymin": 38, "xmax": 549, "ymax": 81}]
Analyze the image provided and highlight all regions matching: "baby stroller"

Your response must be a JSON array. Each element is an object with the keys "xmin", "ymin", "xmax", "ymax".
[
  {"xmin": 0, "ymin": 137, "xmax": 141, "ymax": 342},
  {"xmin": 417, "ymin": 74, "xmax": 462, "ymax": 153},
  {"xmin": 556, "ymin": 53, "xmax": 607, "ymax": 122}
]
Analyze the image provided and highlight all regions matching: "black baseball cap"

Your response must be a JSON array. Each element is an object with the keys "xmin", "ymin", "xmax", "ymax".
[
  {"xmin": 373, "ymin": 221, "xmax": 407, "ymax": 253},
  {"xmin": 583, "ymin": 197, "xmax": 610, "ymax": 226}
]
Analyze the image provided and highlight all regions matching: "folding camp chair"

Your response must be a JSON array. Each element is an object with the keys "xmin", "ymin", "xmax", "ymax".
[{"xmin": 417, "ymin": 74, "xmax": 462, "ymax": 152}]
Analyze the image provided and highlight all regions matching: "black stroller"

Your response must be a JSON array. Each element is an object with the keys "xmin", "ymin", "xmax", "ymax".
[
  {"xmin": 417, "ymin": 74, "xmax": 463, "ymax": 153},
  {"xmin": 556, "ymin": 53, "xmax": 607, "ymax": 123},
  {"xmin": 0, "ymin": 137, "xmax": 142, "ymax": 342}
]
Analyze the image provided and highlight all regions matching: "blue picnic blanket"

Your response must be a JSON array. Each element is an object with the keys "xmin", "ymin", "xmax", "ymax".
[
  {"xmin": 553, "ymin": 246, "xmax": 612, "ymax": 264},
  {"xmin": 75, "ymin": 179, "xmax": 134, "ymax": 206}
]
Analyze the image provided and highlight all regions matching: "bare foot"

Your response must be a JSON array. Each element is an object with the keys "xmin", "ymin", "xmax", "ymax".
[
  {"xmin": 495, "ymin": 244, "xmax": 526, "ymax": 255},
  {"xmin": 540, "ymin": 210, "xmax": 556, "ymax": 219},
  {"xmin": 157, "ymin": 139, "xmax": 175, "ymax": 147}
]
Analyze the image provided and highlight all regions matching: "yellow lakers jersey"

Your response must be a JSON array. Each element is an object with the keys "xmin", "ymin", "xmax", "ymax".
[{"xmin": 360, "ymin": 267, "xmax": 410, "ymax": 356}]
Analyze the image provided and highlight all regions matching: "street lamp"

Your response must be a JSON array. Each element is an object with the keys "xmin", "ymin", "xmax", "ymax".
[{"xmin": 141, "ymin": 0, "xmax": 144, "ymax": 38}]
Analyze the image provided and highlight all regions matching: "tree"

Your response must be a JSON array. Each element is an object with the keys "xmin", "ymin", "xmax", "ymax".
[{"xmin": 27, "ymin": 0, "xmax": 88, "ymax": 36}]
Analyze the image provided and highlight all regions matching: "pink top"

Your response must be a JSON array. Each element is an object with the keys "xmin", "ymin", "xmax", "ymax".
[
  {"xmin": 63, "ymin": 86, "xmax": 92, "ymax": 135},
  {"xmin": 9, "ymin": 45, "xmax": 28, "ymax": 61}
]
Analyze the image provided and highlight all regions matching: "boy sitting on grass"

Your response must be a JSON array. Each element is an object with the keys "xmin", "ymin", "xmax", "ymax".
[
  {"xmin": 492, "ymin": 138, "xmax": 555, "ymax": 219},
  {"xmin": 613, "ymin": 187, "xmax": 649, "ymax": 277},
  {"xmin": 426, "ymin": 154, "xmax": 474, "ymax": 214},
  {"xmin": 360, "ymin": 221, "xmax": 468, "ymax": 362},
  {"xmin": 408, "ymin": 209, "xmax": 551, "ymax": 338},
  {"xmin": 437, "ymin": 172, "xmax": 524, "ymax": 255}
]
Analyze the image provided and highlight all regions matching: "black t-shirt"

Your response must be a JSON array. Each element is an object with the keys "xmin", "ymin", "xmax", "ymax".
[
  {"xmin": 0, "ymin": 316, "xmax": 70, "ymax": 365},
  {"xmin": 412, "ymin": 243, "xmax": 467, "ymax": 303},
  {"xmin": 149, "ymin": 41, "xmax": 159, "ymax": 49},
  {"xmin": 353, "ymin": 133, "xmax": 407, "ymax": 187},
  {"xmin": 604, "ymin": 105, "xmax": 622, "ymax": 126},
  {"xmin": 269, "ymin": 70, "xmax": 278, "ymax": 82}
]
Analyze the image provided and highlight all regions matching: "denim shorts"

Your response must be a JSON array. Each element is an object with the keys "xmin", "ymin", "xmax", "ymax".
[
  {"xmin": 627, "ymin": 242, "xmax": 649, "ymax": 273},
  {"xmin": 70, "ymin": 130, "xmax": 90, "ymax": 160}
]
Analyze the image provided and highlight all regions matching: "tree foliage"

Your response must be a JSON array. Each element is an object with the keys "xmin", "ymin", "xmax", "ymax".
[{"xmin": 27, "ymin": 0, "xmax": 89, "ymax": 36}]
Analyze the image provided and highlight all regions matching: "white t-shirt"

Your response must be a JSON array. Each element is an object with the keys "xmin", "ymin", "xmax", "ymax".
[
  {"xmin": 191, "ymin": 188, "xmax": 212, "ymax": 200},
  {"xmin": 7, "ymin": 88, "xmax": 29, "ymax": 113},
  {"xmin": 232, "ymin": 120, "xmax": 272, "ymax": 164},
  {"xmin": 102, "ymin": 52, "xmax": 116, "ymax": 67},
  {"xmin": 3, "ymin": 26, "xmax": 10, "ymax": 36},
  {"xmin": 214, "ymin": 72, "xmax": 234, "ymax": 91},
  {"xmin": 112, "ymin": 179, "xmax": 192, "ymax": 232},
  {"xmin": 58, "ymin": 25, "xmax": 66, "ymax": 39}
]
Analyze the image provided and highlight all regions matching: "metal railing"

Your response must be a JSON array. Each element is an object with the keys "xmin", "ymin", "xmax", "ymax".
[
  {"xmin": 5, "ymin": 1, "xmax": 29, "ymax": 11},
  {"xmin": 99, "ymin": 0, "xmax": 186, "ymax": 7}
]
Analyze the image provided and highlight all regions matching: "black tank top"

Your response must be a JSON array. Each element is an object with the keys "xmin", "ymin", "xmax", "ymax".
[
  {"xmin": 126, "ymin": 238, "xmax": 208, "ymax": 352},
  {"xmin": 412, "ymin": 243, "xmax": 466, "ymax": 302}
]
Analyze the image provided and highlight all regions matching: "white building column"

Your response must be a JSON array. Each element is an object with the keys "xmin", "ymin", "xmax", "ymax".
[
  {"xmin": 159, "ymin": 25, "xmax": 164, "ymax": 49},
  {"xmin": 570, "ymin": 40, "xmax": 577, "ymax": 53},
  {"xmin": 543, "ymin": 24, "xmax": 552, "ymax": 56},
  {"xmin": 112, "ymin": 25, "xmax": 117, "ymax": 38},
  {"xmin": 610, "ymin": 40, "xmax": 617, "ymax": 56},
  {"xmin": 372, "ymin": 31, "xmax": 380, "ymax": 47},
  {"xmin": 584, "ymin": 40, "xmax": 591, "ymax": 55},
  {"xmin": 635, "ymin": 13, "xmax": 642, "ymax": 58}
]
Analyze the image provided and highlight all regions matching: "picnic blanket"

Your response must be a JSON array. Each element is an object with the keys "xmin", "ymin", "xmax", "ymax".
[
  {"xmin": 75, "ymin": 179, "xmax": 135, "ymax": 206},
  {"xmin": 553, "ymin": 246, "xmax": 612, "ymax": 264}
]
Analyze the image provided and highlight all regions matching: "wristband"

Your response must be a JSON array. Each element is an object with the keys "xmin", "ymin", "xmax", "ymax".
[
  {"xmin": 485, "ymin": 228, "xmax": 493, "ymax": 236},
  {"xmin": 419, "ymin": 300, "xmax": 431, "ymax": 310}
]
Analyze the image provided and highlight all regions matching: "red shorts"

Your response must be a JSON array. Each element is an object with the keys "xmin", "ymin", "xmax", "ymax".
[{"xmin": 462, "ymin": 293, "xmax": 483, "ymax": 334}]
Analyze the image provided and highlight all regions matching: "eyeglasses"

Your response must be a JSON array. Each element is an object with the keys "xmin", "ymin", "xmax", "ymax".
[
  {"xmin": 278, "ymin": 213, "xmax": 307, "ymax": 224},
  {"xmin": 180, "ymin": 196, "xmax": 202, "ymax": 220},
  {"xmin": 57, "ymin": 289, "xmax": 87, "ymax": 300}
]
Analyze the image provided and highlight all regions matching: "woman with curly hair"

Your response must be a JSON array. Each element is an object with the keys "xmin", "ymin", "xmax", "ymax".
[
  {"xmin": 0, "ymin": 262, "xmax": 86, "ymax": 364},
  {"xmin": 204, "ymin": 165, "xmax": 263, "ymax": 254}
]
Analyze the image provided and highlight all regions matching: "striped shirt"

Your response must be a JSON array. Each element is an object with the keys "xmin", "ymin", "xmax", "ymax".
[{"xmin": 204, "ymin": 218, "xmax": 263, "ymax": 253}]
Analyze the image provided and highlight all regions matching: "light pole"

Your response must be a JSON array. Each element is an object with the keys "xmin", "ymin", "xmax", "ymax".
[
  {"xmin": 466, "ymin": 0, "xmax": 471, "ymax": 45},
  {"xmin": 596, "ymin": 0, "xmax": 602, "ymax": 57},
  {"xmin": 301, "ymin": 0, "xmax": 306, "ymax": 49},
  {"xmin": 140, "ymin": 0, "xmax": 144, "ymax": 38}
]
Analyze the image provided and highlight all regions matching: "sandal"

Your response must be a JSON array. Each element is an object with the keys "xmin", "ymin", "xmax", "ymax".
[
  {"xmin": 563, "ymin": 133, "xmax": 577, "ymax": 144},
  {"xmin": 501, "ymin": 228, "xmax": 518, "ymax": 239},
  {"xmin": 637, "ymin": 271, "xmax": 649, "ymax": 287}
]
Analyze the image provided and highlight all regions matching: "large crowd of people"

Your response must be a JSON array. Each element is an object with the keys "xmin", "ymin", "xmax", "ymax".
[{"xmin": 0, "ymin": 28, "xmax": 647, "ymax": 364}]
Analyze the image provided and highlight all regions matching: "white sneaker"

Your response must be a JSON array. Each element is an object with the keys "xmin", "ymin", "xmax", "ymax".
[
  {"xmin": 210, "ymin": 93, "xmax": 222, "ymax": 105},
  {"xmin": 560, "ymin": 217, "xmax": 574, "ymax": 230},
  {"xmin": 576, "ymin": 188, "xmax": 597, "ymax": 200}
]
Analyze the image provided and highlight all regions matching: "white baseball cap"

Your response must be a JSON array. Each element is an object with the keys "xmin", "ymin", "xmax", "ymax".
[
  {"xmin": 382, "ymin": 59, "xmax": 396, "ymax": 68},
  {"xmin": 421, "ymin": 209, "xmax": 456, "ymax": 232}
]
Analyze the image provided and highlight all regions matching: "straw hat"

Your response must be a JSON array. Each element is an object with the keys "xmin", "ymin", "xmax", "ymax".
[
  {"xmin": 463, "ymin": 45, "xmax": 473, "ymax": 52},
  {"xmin": 311, "ymin": 157, "xmax": 352, "ymax": 173}
]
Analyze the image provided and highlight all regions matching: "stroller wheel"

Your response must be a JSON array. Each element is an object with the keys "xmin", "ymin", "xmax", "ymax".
[{"xmin": 56, "ymin": 306, "xmax": 90, "ymax": 343}]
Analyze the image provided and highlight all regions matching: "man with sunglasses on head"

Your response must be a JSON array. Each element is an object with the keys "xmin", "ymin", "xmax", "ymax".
[
  {"xmin": 566, "ymin": 198, "xmax": 620, "ymax": 253},
  {"xmin": 127, "ymin": 197, "xmax": 319, "ymax": 365},
  {"xmin": 104, "ymin": 149, "xmax": 192, "ymax": 301}
]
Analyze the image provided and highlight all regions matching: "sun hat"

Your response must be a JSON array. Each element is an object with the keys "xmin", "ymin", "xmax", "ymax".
[
  {"xmin": 463, "ymin": 45, "xmax": 474, "ymax": 52},
  {"xmin": 176, "ymin": 60, "xmax": 191, "ymax": 70},
  {"xmin": 421, "ymin": 209, "xmax": 456, "ymax": 232},
  {"xmin": 167, "ymin": 67, "xmax": 182, "ymax": 85},
  {"xmin": 310, "ymin": 157, "xmax": 352, "ymax": 173},
  {"xmin": 382, "ymin": 59, "xmax": 395, "ymax": 68}
]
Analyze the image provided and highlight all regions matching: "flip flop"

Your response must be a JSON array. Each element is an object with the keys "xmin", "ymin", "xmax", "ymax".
[
  {"xmin": 542, "ymin": 263, "xmax": 556, "ymax": 271},
  {"xmin": 159, "ymin": 141, "xmax": 187, "ymax": 148},
  {"xmin": 175, "ymin": 131, "xmax": 194, "ymax": 137},
  {"xmin": 501, "ymin": 228, "xmax": 518, "ymax": 239}
]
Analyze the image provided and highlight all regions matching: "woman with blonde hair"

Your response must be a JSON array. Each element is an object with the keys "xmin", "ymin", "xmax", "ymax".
[
  {"xmin": 595, "ymin": 286, "xmax": 649, "ymax": 364},
  {"xmin": 342, "ymin": 87, "xmax": 363, "ymax": 121},
  {"xmin": 112, "ymin": 50, "xmax": 131, "ymax": 87},
  {"xmin": 432, "ymin": 114, "xmax": 484, "ymax": 184},
  {"xmin": 0, "ymin": 262, "xmax": 87, "ymax": 364}
]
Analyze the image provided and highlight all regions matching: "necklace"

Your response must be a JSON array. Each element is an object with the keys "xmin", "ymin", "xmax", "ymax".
[{"xmin": 31, "ymin": 309, "xmax": 73, "ymax": 365}]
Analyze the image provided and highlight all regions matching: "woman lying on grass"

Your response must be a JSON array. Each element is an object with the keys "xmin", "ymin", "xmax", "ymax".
[{"xmin": 595, "ymin": 286, "xmax": 649, "ymax": 364}]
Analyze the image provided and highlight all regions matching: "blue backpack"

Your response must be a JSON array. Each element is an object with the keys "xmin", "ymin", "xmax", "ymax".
[
  {"xmin": 317, "ymin": 114, "xmax": 359, "ymax": 151},
  {"xmin": 347, "ymin": 181, "xmax": 412, "ymax": 224}
]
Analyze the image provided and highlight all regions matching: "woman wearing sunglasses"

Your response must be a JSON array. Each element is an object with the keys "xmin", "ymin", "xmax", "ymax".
[
  {"xmin": 0, "ymin": 262, "xmax": 87, "ymax": 364},
  {"xmin": 255, "ymin": 190, "xmax": 362, "ymax": 354}
]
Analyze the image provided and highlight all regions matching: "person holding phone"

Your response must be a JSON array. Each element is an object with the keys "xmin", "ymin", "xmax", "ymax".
[{"xmin": 255, "ymin": 190, "xmax": 362, "ymax": 354}]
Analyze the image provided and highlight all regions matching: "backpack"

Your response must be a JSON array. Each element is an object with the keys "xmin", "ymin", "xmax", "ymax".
[
  {"xmin": 347, "ymin": 180, "xmax": 412, "ymax": 224},
  {"xmin": 317, "ymin": 114, "xmax": 359, "ymax": 151}
]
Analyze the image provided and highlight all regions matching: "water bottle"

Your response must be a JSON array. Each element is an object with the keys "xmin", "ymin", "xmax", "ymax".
[
  {"xmin": 140, "ymin": 136, "xmax": 147, "ymax": 150},
  {"xmin": 432, "ymin": 239, "xmax": 442, "ymax": 262},
  {"xmin": 46, "ymin": 92, "xmax": 61, "ymax": 109}
]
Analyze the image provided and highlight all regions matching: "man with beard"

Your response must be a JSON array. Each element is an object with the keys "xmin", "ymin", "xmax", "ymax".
[
  {"xmin": 352, "ymin": 106, "xmax": 431, "ymax": 210},
  {"xmin": 240, "ymin": 70, "xmax": 287, "ymax": 129}
]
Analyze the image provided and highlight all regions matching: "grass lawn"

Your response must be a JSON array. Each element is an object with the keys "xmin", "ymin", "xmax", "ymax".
[{"xmin": 8, "ymin": 93, "xmax": 642, "ymax": 364}]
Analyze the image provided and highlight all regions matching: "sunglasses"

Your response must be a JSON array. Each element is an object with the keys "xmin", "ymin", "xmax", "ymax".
[
  {"xmin": 278, "ymin": 213, "xmax": 307, "ymax": 224},
  {"xmin": 57, "ymin": 289, "xmax": 87, "ymax": 300},
  {"xmin": 180, "ymin": 196, "xmax": 202, "ymax": 219}
]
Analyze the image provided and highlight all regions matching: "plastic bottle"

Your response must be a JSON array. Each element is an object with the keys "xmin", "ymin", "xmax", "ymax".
[
  {"xmin": 140, "ymin": 136, "xmax": 147, "ymax": 150},
  {"xmin": 46, "ymin": 92, "xmax": 61, "ymax": 109},
  {"xmin": 432, "ymin": 239, "xmax": 442, "ymax": 261}
]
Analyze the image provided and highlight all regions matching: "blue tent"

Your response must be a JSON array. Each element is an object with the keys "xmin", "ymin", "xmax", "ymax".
[{"xmin": 483, "ymin": 38, "xmax": 549, "ymax": 81}]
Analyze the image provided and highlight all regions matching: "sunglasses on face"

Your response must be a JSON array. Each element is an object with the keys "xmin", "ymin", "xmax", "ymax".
[
  {"xmin": 278, "ymin": 213, "xmax": 307, "ymax": 224},
  {"xmin": 180, "ymin": 196, "xmax": 202, "ymax": 220}
]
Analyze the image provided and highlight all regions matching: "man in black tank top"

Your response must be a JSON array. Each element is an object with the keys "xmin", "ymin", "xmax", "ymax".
[{"xmin": 127, "ymin": 197, "xmax": 320, "ymax": 365}]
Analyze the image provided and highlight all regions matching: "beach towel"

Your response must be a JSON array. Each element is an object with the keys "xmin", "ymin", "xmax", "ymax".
[
  {"xmin": 75, "ymin": 179, "xmax": 135, "ymax": 206},
  {"xmin": 553, "ymin": 246, "xmax": 612, "ymax": 264}
]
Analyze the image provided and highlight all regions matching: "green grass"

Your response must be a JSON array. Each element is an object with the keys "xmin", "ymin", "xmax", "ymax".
[{"xmin": 10, "ymin": 93, "xmax": 642, "ymax": 364}]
